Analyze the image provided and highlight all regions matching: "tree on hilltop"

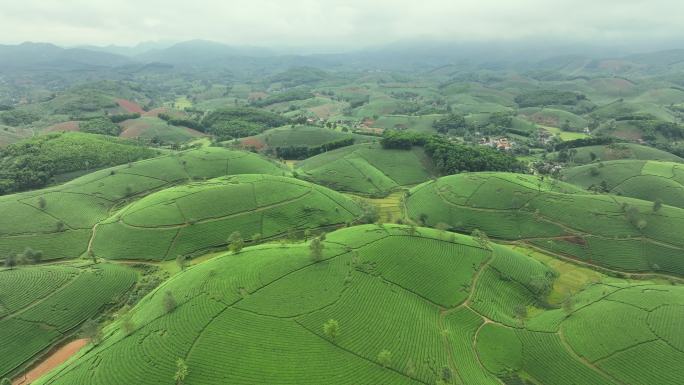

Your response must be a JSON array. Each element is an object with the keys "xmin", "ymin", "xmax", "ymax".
[
  {"xmin": 323, "ymin": 319, "xmax": 340, "ymax": 342},
  {"xmin": 4, "ymin": 254, "xmax": 16, "ymax": 270},
  {"xmin": 228, "ymin": 231, "xmax": 244, "ymax": 254},
  {"xmin": 174, "ymin": 358, "xmax": 189, "ymax": 385},
  {"xmin": 164, "ymin": 291, "xmax": 177, "ymax": 313},
  {"xmin": 653, "ymin": 199, "xmax": 662, "ymax": 212},
  {"xmin": 310, "ymin": 236, "xmax": 324, "ymax": 262},
  {"xmin": 176, "ymin": 255, "xmax": 187, "ymax": 271},
  {"xmin": 377, "ymin": 349, "xmax": 392, "ymax": 368}
]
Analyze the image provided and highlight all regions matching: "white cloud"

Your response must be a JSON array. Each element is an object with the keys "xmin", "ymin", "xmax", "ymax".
[{"xmin": 0, "ymin": 0, "xmax": 682, "ymax": 49}]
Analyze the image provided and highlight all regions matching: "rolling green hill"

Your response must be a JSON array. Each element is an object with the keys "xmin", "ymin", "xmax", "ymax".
[
  {"xmin": 562, "ymin": 160, "xmax": 684, "ymax": 208},
  {"xmin": 406, "ymin": 172, "xmax": 684, "ymax": 275},
  {"xmin": 34, "ymin": 225, "xmax": 684, "ymax": 385},
  {"xmin": 0, "ymin": 148, "xmax": 288, "ymax": 261},
  {"xmin": 551, "ymin": 143, "xmax": 683, "ymax": 164},
  {"xmin": 296, "ymin": 143, "xmax": 435, "ymax": 196},
  {"xmin": 245, "ymin": 125, "xmax": 370, "ymax": 149},
  {"xmin": 0, "ymin": 262, "xmax": 136, "ymax": 379},
  {"xmin": 91, "ymin": 174, "xmax": 363, "ymax": 260}
]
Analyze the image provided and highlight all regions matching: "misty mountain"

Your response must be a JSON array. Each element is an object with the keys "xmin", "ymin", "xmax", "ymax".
[{"xmin": 0, "ymin": 42, "xmax": 134, "ymax": 70}]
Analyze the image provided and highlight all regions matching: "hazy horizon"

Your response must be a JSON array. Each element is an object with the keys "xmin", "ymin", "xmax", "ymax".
[{"xmin": 2, "ymin": 0, "xmax": 684, "ymax": 53}]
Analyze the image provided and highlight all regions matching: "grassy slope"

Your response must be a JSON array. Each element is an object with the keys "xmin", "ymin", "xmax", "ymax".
[
  {"xmin": 407, "ymin": 172, "xmax": 684, "ymax": 275},
  {"xmin": 562, "ymin": 160, "xmax": 684, "ymax": 208},
  {"xmin": 0, "ymin": 148, "xmax": 288, "ymax": 261},
  {"xmin": 92, "ymin": 174, "xmax": 363, "ymax": 260},
  {"xmin": 35, "ymin": 225, "xmax": 684, "ymax": 385},
  {"xmin": 551, "ymin": 143, "xmax": 683, "ymax": 165},
  {"xmin": 296, "ymin": 143, "xmax": 435, "ymax": 196},
  {"xmin": 247, "ymin": 125, "xmax": 371, "ymax": 148}
]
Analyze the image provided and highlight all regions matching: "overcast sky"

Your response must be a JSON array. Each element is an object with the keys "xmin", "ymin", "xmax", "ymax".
[{"xmin": 1, "ymin": 0, "xmax": 683, "ymax": 50}]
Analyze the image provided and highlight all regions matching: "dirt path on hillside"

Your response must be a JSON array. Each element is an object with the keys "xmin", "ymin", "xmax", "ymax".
[{"xmin": 13, "ymin": 339, "xmax": 88, "ymax": 385}]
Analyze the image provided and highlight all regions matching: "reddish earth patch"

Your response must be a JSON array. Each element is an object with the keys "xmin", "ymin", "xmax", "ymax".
[
  {"xmin": 116, "ymin": 99, "xmax": 145, "ymax": 114},
  {"xmin": 13, "ymin": 339, "xmax": 88, "ymax": 385},
  {"xmin": 119, "ymin": 120, "xmax": 150, "ymax": 138},
  {"xmin": 248, "ymin": 92, "xmax": 268, "ymax": 101},
  {"xmin": 240, "ymin": 136, "xmax": 266, "ymax": 150},
  {"xmin": 45, "ymin": 121, "xmax": 80, "ymax": 132},
  {"xmin": 143, "ymin": 107, "xmax": 169, "ymax": 117}
]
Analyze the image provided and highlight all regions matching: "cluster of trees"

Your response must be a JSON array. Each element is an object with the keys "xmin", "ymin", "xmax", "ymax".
[
  {"xmin": 554, "ymin": 136, "xmax": 618, "ymax": 151},
  {"xmin": 109, "ymin": 112, "xmax": 140, "ymax": 123},
  {"xmin": 274, "ymin": 138, "xmax": 355, "ymax": 159},
  {"xmin": 380, "ymin": 131, "xmax": 430, "ymax": 149},
  {"xmin": 381, "ymin": 131, "xmax": 523, "ymax": 175},
  {"xmin": 158, "ymin": 112, "xmax": 202, "ymax": 130},
  {"xmin": 251, "ymin": 89, "xmax": 314, "ymax": 108},
  {"xmin": 4, "ymin": 247, "xmax": 43, "ymax": 269},
  {"xmin": 0, "ymin": 132, "xmax": 156, "ymax": 194},
  {"xmin": 515, "ymin": 90, "xmax": 587, "ymax": 107},
  {"xmin": 0, "ymin": 109, "xmax": 40, "ymax": 126},
  {"xmin": 638, "ymin": 119, "xmax": 684, "ymax": 141},
  {"xmin": 80, "ymin": 117, "xmax": 121, "ymax": 136},
  {"xmin": 201, "ymin": 107, "xmax": 288, "ymax": 140},
  {"xmin": 433, "ymin": 113, "xmax": 466, "ymax": 134},
  {"xmin": 423, "ymin": 137, "xmax": 525, "ymax": 174}
]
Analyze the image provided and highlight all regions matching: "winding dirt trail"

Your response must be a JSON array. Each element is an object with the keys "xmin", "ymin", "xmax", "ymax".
[{"xmin": 13, "ymin": 339, "xmax": 88, "ymax": 385}]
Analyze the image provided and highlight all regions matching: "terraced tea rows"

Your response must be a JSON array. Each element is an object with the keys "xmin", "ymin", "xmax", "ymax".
[
  {"xmin": 296, "ymin": 143, "xmax": 435, "ymax": 196},
  {"xmin": 407, "ymin": 172, "xmax": 684, "ymax": 275},
  {"xmin": 562, "ymin": 160, "xmax": 684, "ymax": 208},
  {"xmin": 0, "ymin": 263, "xmax": 136, "ymax": 379},
  {"xmin": 34, "ymin": 225, "xmax": 682, "ymax": 385},
  {"xmin": 0, "ymin": 148, "xmax": 287, "ymax": 261},
  {"xmin": 91, "ymin": 174, "xmax": 363, "ymax": 260}
]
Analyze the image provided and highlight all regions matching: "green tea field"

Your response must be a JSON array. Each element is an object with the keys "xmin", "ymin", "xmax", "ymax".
[
  {"xmin": 33, "ymin": 225, "xmax": 684, "ymax": 385},
  {"xmin": 406, "ymin": 172, "xmax": 684, "ymax": 275},
  {"xmin": 91, "ymin": 174, "xmax": 363, "ymax": 260},
  {"xmin": 296, "ymin": 143, "xmax": 435, "ymax": 196}
]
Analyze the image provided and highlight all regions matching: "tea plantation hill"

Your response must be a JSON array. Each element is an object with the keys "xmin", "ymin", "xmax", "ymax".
[
  {"xmin": 34, "ymin": 225, "xmax": 684, "ymax": 385},
  {"xmin": 562, "ymin": 160, "xmax": 684, "ymax": 208},
  {"xmin": 91, "ymin": 174, "xmax": 364, "ymax": 260},
  {"xmin": 242, "ymin": 124, "xmax": 372, "ymax": 153},
  {"xmin": 0, "ymin": 262, "xmax": 136, "ymax": 379},
  {"xmin": 550, "ymin": 142, "xmax": 683, "ymax": 165},
  {"xmin": 0, "ymin": 147, "xmax": 288, "ymax": 261},
  {"xmin": 296, "ymin": 143, "xmax": 436, "ymax": 197},
  {"xmin": 406, "ymin": 172, "xmax": 684, "ymax": 276}
]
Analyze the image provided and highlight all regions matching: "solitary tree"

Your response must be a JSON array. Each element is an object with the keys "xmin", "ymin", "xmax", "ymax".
[
  {"xmin": 121, "ymin": 313, "xmax": 135, "ymax": 336},
  {"xmin": 1, "ymin": 378, "xmax": 12, "ymax": 385},
  {"xmin": 38, "ymin": 196, "xmax": 47, "ymax": 209},
  {"xmin": 377, "ymin": 349, "xmax": 392, "ymax": 367},
  {"xmin": 176, "ymin": 255, "xmax": 187, "ymax": 271},
  {"xmin": 514, "ymin": 304, "xmax": 528, "ymax": 324},
  {"xmin": 310, "ymin": 237, "xmax": 324, "ymax": 262},
  {"xmin": 323, "ymin": 319, "xmax": 340, "ymax": 342},
  {"xmin": 562, "ymin": 297, "xmax": 574, "ymax": 315},
  {"xmin": 82, "ymin": 319, "xmax": 103, "ymax": 345},
  {"xmin": 471, "ymin": 229, "xmax": 491, "ymax": 249},
  {"xmin": 4, "ymin": 254, "xmax": 16, "ymax": 270},
  {"xmin": 653, "ymin": 199, "xmax": 663, "ymax": 212},
  {"xmin": 174, "ymin": 358, "xmax": 189, "ymax": 385},
  {"xmin": 24, "ymin": 247, "xmax": 42, "ymax": 264},
  {"xmin": 164, "ymin": 291, "xmax": 177, "ymax": 313},
  {"xmin": 228, "ymin": 231, "xmax": 244, "ymax": 254}
]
